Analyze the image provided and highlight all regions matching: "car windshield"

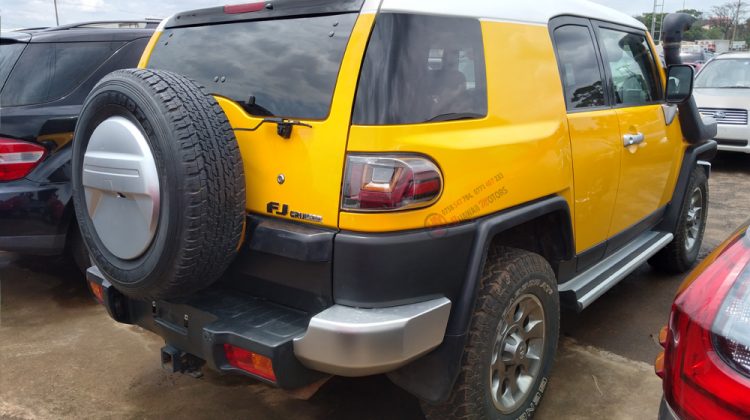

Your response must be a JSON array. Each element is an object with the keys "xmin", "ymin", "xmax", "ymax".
[
  {"xmin": 147, "ymin": 14, "xmax": 357, "ymax": 120},
  {"xmin": 695, "ymin": 59, "xmax": 750, "ymax": 89}
]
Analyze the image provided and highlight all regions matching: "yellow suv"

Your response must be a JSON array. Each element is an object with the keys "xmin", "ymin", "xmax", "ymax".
[{"xmin": 74, "ymin": 2, "xmax": 717, "ymax": 418}]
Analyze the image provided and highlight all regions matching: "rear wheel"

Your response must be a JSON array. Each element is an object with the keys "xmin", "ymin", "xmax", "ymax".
[
  {"xmin": 649, "ymin": 166, "xmax": 708, "ymax": 274},
  {"xmin": 421, "ymin": 247, "xmax": 559, "ymax": 420},
  {"xmin": 72, "ymin": 69, "xmax": 245, "ymax": 300}
]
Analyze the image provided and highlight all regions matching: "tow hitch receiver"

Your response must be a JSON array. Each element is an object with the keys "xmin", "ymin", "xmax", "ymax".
[{"xmin": 161, "ymin": 345, "xmax": 205, "ymax": 378}]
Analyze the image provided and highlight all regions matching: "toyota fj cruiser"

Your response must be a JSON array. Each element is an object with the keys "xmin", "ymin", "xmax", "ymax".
[{"xmin": 76, "ymin": 2, "xmax": 717, "ymax": 418}]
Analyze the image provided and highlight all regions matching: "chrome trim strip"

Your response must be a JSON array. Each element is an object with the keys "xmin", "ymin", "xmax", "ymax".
[
  {"xmin": 559, "ymin": 232, "xmax": 673, "ymax": 310},
  {"xmin": 293, "ymin": 298, "xmax": 451, "ymax": 376}
]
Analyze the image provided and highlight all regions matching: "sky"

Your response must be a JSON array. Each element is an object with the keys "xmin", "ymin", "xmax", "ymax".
[{"xmin": 0, "ymin": 0, "xmax": 732, "ymax": 30}]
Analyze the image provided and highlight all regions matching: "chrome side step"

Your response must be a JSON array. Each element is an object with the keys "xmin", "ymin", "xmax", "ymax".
[{"xmin": 559, "ymin": 231, "xmax": 674, "ymax": 311}]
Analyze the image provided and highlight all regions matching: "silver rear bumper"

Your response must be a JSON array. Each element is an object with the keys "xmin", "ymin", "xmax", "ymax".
[{"xmin": 293, "ymin": 297, "xmax": 451, "ymax": 376}]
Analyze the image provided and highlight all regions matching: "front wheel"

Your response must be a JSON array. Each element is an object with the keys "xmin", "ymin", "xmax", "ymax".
[
  {"xmin": 649, "ymin": 166, "xmax": 708, "ymax": 274},
  {"xmin": 421, "ymin": 247, "xmax": 559, "ymax": 420}
]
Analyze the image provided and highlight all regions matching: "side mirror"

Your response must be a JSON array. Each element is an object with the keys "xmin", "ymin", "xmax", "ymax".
[{"xmin": 665, "ymin": 64, "xmax": 694, "ymax": 104}]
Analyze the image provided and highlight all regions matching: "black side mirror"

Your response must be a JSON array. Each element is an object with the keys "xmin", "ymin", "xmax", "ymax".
[{"xmin": 665, "ymin": 65, "xmax": 694, "ymax": 104}]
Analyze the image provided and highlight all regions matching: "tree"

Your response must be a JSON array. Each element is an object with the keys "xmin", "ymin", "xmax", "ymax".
[{"xmin": 711, "ymin": 1, "xmax": 748, "ymax": 40}]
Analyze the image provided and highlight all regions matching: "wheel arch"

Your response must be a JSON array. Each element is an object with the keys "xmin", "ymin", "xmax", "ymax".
[{"xmin": 388, "ymin": 195, "xmax": 573, "ymax": 403}]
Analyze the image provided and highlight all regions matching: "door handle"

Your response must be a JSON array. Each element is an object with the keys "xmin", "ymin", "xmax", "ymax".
[{"xmin": 623, "ymin": 132, "xmax": 645, "ymax": 147}]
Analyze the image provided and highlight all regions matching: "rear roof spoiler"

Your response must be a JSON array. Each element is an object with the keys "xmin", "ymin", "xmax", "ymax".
[{"xmin": 164, "ymin": 0, "xmax": 365, "ymax": 29}]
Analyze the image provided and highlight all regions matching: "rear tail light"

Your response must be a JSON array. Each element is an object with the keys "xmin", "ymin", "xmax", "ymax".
[
  {"xmin": 0, "ymin": 138, "xmax": 46, "ymax": 181},
  {"xmin": 341, "ymin": 154, "xmax": 442, "ymax": 211},
  {"xmin": 88, "ymin": 280, "xmax": 104, "ymax": 304},
  {"xmin": 663, "ymin": 227, "xmax": 750, "ymax": 420},
  {"xmin": 223, "ymin": 344, "xmax": 276, "ymax": 382}
]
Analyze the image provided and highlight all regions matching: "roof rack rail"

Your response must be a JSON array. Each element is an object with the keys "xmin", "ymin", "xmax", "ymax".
[{"xmin": 42, "ymin": 20, "xmax": 161, "ymax": 31}]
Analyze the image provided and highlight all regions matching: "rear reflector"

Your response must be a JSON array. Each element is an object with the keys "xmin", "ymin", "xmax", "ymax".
[
  {"xmin": 88, "ymin": 281, "xmax": 104, "ymax": 304},
  {"xmin": 224, "ymin": 2, "xmax": 266, "ymax": 14},
  {"xmin": 0, "ymin": 137, "xmax": 46, "ymax": 181},
  {"xmin": 223, "ymin": 344, "xmax": 276, "ymax": 382}
]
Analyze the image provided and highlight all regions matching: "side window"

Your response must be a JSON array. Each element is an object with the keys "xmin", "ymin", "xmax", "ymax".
[
  {"xmin": 553, "ymin": 25, "xmax": 606, "ymax": 110},
  {"xmin": 597, "ymin": 28, "xmax": 661, "ymax": 106},
  {"xmin": 352, "ymin": 13, "xmax": 488, "ymax": 125},
  {"xmin": 1, "ymin": 42, "xmax": 120, "ymax": 107}
]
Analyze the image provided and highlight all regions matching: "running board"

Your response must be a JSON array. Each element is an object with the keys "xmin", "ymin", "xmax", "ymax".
[{"xmin": 559, "ymin": 231, "xmax": 674, "ymax": 311}]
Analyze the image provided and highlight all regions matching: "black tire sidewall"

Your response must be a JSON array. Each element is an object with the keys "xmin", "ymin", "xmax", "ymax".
[
  {"xmin": 679, "ymin": 168, "xmax": 708, "ymax": 265},
  {"xmin": 72, "ymin": 77, "xmax": 185, "ymax": 294},
  {"xmin": 479, "ymin": 269, "xmax": 558, "ymax": 419}
]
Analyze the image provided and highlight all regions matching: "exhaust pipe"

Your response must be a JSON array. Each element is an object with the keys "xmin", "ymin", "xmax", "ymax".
[{"xmin": 660, "ymin": 13, "xmax": 717, "ymax": 144}]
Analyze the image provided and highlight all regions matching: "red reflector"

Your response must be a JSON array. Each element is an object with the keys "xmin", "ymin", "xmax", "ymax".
[
  {"xmin": 224, "ymin": 2, "xmax": 265, "ymax": 14},
  {"xmin": 223, "ymin": 344, "xmax": 276, "ymax": 382},
  {"xmin": 0, "ymin": 138, "xmax": 46, "ymax": 181},
  {"xmin": 88, "ymin": 281, "xmax": 104, "ymax": 304}
]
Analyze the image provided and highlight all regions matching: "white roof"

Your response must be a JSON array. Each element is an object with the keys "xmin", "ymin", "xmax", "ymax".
[{"xmin": 363, "ymin": 0, "xmax": 645, "ymax": 30}]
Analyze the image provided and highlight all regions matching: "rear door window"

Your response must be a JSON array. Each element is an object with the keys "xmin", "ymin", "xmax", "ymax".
[
  {"xmin": 147, "ymin": 14, "xmax": 357, "ymax": 120},
  {"xmin": 352, "ymin": 13, "xmax": 488, "ymax": 125},
  {"xmin": 552, "ymin": 25, "xmax": 607, "ymax": 110},
  {"xmin": 1, "ymin": 42, "xmax": 121, "ymax": 107}
]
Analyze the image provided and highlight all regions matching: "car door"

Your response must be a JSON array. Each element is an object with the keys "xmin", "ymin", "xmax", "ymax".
[
  {"xmin": 594, "ymin": 23, "xmax": 675, "ymax": 238},
  {"xmin": 551, "ymin": 18, "xmax": 622, "ymax": 257}
]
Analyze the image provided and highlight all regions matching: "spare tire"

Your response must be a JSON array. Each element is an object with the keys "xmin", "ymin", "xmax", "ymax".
[{"xmin": 72, "ymin": 69, "xmax": 245, "ymax": 300}]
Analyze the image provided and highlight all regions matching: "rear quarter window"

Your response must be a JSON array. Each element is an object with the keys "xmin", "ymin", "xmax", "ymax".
[
  {"xmin": 352, "ymin": 13, "xmax": 488, "ymax": 125},
  {"xmin": 1, "ymin": 42, "xmax": 122, "ymax": 107},
  {"xmin": 0, "ymin": 42, "xmax": 26, "ymax": 92}
]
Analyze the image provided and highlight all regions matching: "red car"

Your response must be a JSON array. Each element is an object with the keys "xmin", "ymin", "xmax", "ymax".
[{"xmin": 656, "ymin": 221, "xmax": 750, "ymax": 419}]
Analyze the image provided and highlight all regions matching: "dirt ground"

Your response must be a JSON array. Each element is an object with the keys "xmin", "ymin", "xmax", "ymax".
[{"xmin": 1, "ymin": 151, "xmax": 749, "ymax": 420}]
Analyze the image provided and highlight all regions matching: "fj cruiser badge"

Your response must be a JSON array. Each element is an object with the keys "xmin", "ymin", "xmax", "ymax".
[{"xmin": 266, "ymin": 202, "xmax": 323, "ymax": 223}]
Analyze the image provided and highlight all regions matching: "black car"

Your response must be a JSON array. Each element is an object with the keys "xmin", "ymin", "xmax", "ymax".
[{"xmin": 0, "ymin": 21, "xmax": 155, "ymax": 270}]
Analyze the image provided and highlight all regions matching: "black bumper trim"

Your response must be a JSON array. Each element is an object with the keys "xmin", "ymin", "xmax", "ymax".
[
  {"xmin": 0, "ymin": 234, "xmax": 66, "ymax": 255},
  {"xmin": 87, "ymin": 267, "xmax": 326, "ymax": 389}
]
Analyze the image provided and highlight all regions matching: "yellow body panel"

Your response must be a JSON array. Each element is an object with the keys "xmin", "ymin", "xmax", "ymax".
[
  {"xmin": 608, "ymin": 105, "xmax": 675, "ymax": 235},
  {"xmin": 214, "ymin": 13, "xmax": 375, "ymax": 229},
  {"xmin": 137, "ymin": 31, "xmax": 162, "ymax": 69},
  {"xmin": 566, "ymin": 110, "xmax": 621, "ymax": 252},
  {"xmin": 340, "ymin": 21, "xmax": 574, "ymax": 233}
]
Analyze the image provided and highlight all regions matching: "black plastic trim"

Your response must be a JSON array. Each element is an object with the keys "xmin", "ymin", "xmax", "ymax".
[
  {"xmin": 658, "ymin": 140, "xmax": 717, "ymax": 234},
  {"xmin": 605, "ymin": 207, "xmax": 665, "ymax": 257},
  {"xmin": 0, "ymin": 234, "xmax": 66, "ymax": 255},
  {"xmin": 87, "ymin": 268, "xmax": 325, "ymax": 389},
  {"xmin": 386, "ymin": 196, "xmax": 573, "ymax": 403},
  {"xmin": 165, "ymin": 0, "xmax": 364, "ymax": 28},
  {"xmin": 247, "ymin": 215, "xmax": 335, "ymax": 262}
]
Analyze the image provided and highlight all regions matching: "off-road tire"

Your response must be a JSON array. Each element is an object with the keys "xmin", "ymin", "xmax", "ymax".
[
  {"xmin": 421, "ymin": 247, "xmax": 559, "ymax": 420},
  {"xmin": 649, "ymin": 166, "xmax": 708, "ymax": 274},
  {"xmin": 72, "ymin": 68, "xmax": 245, "ymax": 300}
]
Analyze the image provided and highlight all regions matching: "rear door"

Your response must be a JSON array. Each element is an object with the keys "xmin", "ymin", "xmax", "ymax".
[
  {"xmin": 551, "ymin": 18, "xmax": 622, "ymax": 256},
  {"xmin": 145, "ymin": 6, "xmax": 373, "ymax": 229},
  {"xmin": 594, "ymin": 23, "xmax": 675, "ymax": 237}
]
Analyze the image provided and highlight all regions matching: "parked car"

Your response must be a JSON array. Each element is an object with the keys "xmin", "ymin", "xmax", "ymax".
[
  {"xmin": 694, "ymin": 52, "xmax": 750, "ymax": 154},
  {"xmin": 655, "ymin": 220, "xmax": 750, "ymax": 420},
  {"xmin": 680, "ymin": 48, "xmax": 709, "ymax": 72},
  {"xmin": 78, "ymin": 4, "xmax": 716, "ymax": 419},
  {"xmin": 0, "ymin": 21, "xmax": 155, "ymax": 270}
]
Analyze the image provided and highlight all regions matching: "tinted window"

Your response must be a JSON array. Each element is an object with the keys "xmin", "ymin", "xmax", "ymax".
[
  {"xmin": 0, "ymin": 42, "xmax": 26, "ymax": 91},
  {"xmin": 598, "ymin": 28, "xmax": 661, "ymax": 106},
  {"xmin": 1, "ymin": 42, "xmax": 120, "ymax": 107},
  {"xmin": 352, "ymin": 13, "xmax": 487, "ymax": 125},
  {"xmin": 148, "ymin": 14, "xmax": 357, "ymax": 120},
  {"xmin": 553, "ymin": 25, "xmax": 606, "ymax": 110}
]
